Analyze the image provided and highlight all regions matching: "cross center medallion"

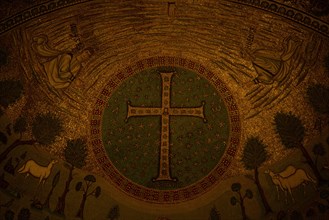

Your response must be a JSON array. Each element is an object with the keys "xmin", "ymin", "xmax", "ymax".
[{"xmin": 93, "ymin": 59, "xmax": 240, "ymax": 203}]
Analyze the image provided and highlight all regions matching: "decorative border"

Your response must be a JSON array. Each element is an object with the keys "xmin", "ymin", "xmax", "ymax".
[
  {"xmin": 90, "ymin": 57, "xmax": 241, "ymax": 204},
  {"xmin": 0, "ymin": 0, "xmax": 91, "ymax": 35},
  {"xmin": 232, "ymin": 0, "xmax": 329, "ymax": 38}
]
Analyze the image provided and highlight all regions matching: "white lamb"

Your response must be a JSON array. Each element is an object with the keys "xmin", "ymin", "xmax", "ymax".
[{"xmin": 17, "ymin": 159, "xmax": 58, "ymax": 185}]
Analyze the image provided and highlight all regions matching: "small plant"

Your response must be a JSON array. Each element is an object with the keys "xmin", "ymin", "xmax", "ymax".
[
  {"xmin": 209, "ymin": 206, "xmax": 221, "ymax": 220},
  {"xmin": 230, "ymin": 183, "xmax": 253, "ymax": 220},
  {"xmin": 108, "ymin": 205, "xmax": 120, "ymax": 220},
  {"xmin": 75, "ymin": 175, "xmax": 101, "ymax": 219}
]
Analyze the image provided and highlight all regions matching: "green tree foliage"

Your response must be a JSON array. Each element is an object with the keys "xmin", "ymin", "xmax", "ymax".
[
  {"xmin": 64, "ymin": 138, "xmax": 87, "ymax": 168},
  {"xmin": 231, "ymin": 182, "xmax": 241, "ymax": 192},
  {"xmin": 14, "ymin": 117, "xmax": 27, "ymax": 135},
  {"xmin": 55, "ymin": 138, "xmax": 87, "ymax": 216},
  {"xmin": 306, "ymin": 84, "xmax": 329, "ymax": 115},
  {"xmin": 242, "ymin": 137, "xmax": 268, "ymax": 170},
  {"xmin": 0, "ymin": 80, "xmax": 23, "ymax": 108},
  {"xmin": 76, "ymin": 175, "xmax": 102, "ymax": 219},
  {"xmin": 274, "ymin": 112, "xmax": 305, "ymax": 149},
  {"xmin": 0, "ymin": 113, "xmax": 63, "ymax": 163},
  {"xmin": 274, "ymin": 112, "xmax": 324, "ymax": 182},
  {"xmin": 108, "ymin": 205, "xmax": 120, "ymax": 220},
  {"xmin": 209, "ymin": 206, "xmax": 221, "ymax": 220},
  {"xmin": 17, "ymin": 208, "xmax": 30, "ymax": 220},
  {"xmin": 32, "ymin": 113, "xmax": 63, "ymax": 145},
  {"xmin": 241, "ymin": 137, "xmax": 272, "ymax": 214}
]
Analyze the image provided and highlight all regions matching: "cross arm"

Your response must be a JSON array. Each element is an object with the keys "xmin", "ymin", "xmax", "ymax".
[
  {"xmin": 169, "ymin": 101, "xmax": 207, "ymax": 122},
  {"xmin": 125, "ymin": 101, "xmax": 162, "ymax": 122}
]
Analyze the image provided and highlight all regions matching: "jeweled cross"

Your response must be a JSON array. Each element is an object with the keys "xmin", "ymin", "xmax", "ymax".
[{"xmin": 126, "ymin": 72, "xmax": 206, "ymax": 181}]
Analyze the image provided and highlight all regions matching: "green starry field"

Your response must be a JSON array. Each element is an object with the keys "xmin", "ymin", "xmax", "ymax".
[{"xmin": 102, "ymin": 67, "xmax": 230, "ymax": 190}]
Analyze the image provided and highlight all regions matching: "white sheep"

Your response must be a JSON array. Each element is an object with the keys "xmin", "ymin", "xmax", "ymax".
[
  {"xmin": 17, "ymin": 159, "xmax": 58, "ymax": 185},
  {"xmin": 265, "ymin": 166, "xmax": 316, "ymax": 203},
  {"xmin": 264, "ymin": 165, "xmax": 296, "ymax": 200}
]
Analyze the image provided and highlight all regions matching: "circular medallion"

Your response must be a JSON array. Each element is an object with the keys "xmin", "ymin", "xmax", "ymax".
[{"xmin": 90, "ymin": 57, "xmax": 240, "ymax": 204}]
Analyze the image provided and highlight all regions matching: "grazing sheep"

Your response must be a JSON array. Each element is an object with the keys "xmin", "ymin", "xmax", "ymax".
[
  {"xmin": 265, "ymin": 165, "xmax": 316, "ymax": 203},
  {"xmin": 17, "ymin": 159, "xmax": 57, "ymax": 185},
  {"xmin": 264, "ymin": 165, "xmax": 296, "ymax": 200}
]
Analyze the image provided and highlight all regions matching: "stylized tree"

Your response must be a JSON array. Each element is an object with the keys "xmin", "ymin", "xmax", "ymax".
[
  {"xmin": 55, "ymin": 138, "xmax": 87, "ymax": 215},
  {"xmin": 43, "ymin": 171, "xmax": 60, "ymax": 209},
  {"xmin": 241, "ymin": 137, "xmax": 272, "ymax": 214},
  {"xmin": 108, "ymin": 205, "xmax": 120, "ymax": 220},
  {"xmin": 209, "ymin": 206, "xmax": 221, "ymax": 220},
  {"xmin": 75, "ymin": 175, "xmax": 101, "ymax": 219},
  {"xmin": 17, "ymin": 208, "xmax": 31, "ymax": 220},
  {"xmin": 230, "ymin": 183, "xmax": 253, "ymax": 220},
  {"xmin": 306, "ymin": 84, "xmax": 329, "ymax": 115},
  {"xmin": 274, "ymin": 112, "xmax": 324, "ymax": 182},
  {"xmin": 312, "ymin": 143, "xmax": 326, "ymax": 167},
  {"xmin": 13, "ymin": 117, "xmax": 27, "ymax": 138},
  {"xmin": 0, "ymin": 80, "xmax": 24, "ymax": 109},
  {"xmin": 0, "ymin": 113, "xmax": 62, "ymax": 163}
]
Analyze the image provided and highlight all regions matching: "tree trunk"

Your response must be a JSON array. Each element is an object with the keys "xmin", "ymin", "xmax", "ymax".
[
  {"xmin": 76, "ymin": 193, "xmax": 87, "ymax": 219},
  {"xmin": 238, "ymin": 191, "xmax": 248, "ymax": 220},
  {"xmin": 254, "ymin": 167, "xmax": 273, "ymax": 214},
  {"xmin": 299, "ymin": 144, "xmax": 325, "ymax": 182},
  {"xmin": 43, "ymin": 185, "xmax": 55, "ymax": 209},
  {"xmin": 55, "ymin": 165, "xmax": 74, "ymax": 215},
  {"xmin": 0, "ymin": 139, "xmax": 36, "ymax": 163}
]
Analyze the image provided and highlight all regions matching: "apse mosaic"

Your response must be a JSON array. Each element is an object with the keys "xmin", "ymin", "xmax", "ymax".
[{"xmin": 0, "ymin": 0, "xmax": 329, "ymax": 220}]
